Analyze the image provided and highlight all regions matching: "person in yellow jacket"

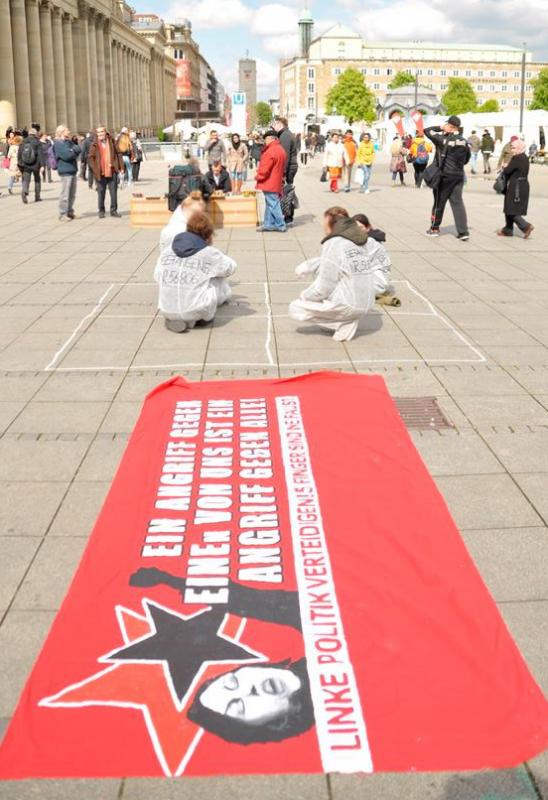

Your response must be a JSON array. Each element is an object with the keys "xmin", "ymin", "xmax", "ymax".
[
  {"xmin": 408, "ymin": 134, "xmax": 432, "ymax": 188},
  {"xmin": 356, "ymin": 133, "xmax": 375, "ymax": 194}
]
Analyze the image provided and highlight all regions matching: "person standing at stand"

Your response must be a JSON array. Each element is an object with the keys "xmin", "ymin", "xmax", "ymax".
[{"xmin": 425, "ymin": 115, "xmax": 470, "ymax": 240}]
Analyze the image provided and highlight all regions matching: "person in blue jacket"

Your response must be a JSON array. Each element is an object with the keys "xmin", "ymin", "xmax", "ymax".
[{"xmin": 53, "ymin": 125, "xmax": 81, "ymax": 221}]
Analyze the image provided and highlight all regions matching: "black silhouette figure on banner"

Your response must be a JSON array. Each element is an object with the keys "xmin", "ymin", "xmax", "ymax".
[{"xmin": 129, "ymin": 567, "xmax": 314, "ymax": 744}]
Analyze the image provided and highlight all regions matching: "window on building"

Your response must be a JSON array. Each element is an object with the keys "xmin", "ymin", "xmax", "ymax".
[
  {"xmin": 373, "ymin": 82, "xmax": 380, "ymax": 89},
  {"xmin": 465, "ymin": 70, "xmax": 471, "ymax": 76},
  {"xmin": 501, "ymin": 84, "xmax": 507, "ymax": 91},
  {"xmin": 333, "ymin": 68, "xmax": 342, "ymax": 76},
  {"xmin": 406, "ymin": 68, "xmax": 413, "ymax": 75},
  {"xmin": 513, "ymin": 98, "xmax": 519, "ymax": 105},
  {"xmin": 441, "ymin": 83, "xmax": 448, "ymax": 90},
  {"xmin": 373, "ymin": 68, "xmax": 380, "ymax": 75},
  {"xmin": 308, "ymin": 68, "xmax": 315, "ymax": 78},
  {"xmin": 476, "ymin": 84, "xmax": 483, "ymax": 91},
  {"xmin": 490, "ymin": 84, "xmax": 496, "ymax": 92},
  {"xmin": 478, "ymin": 70, "xmax": 484, "ymax": 77},
  {"xmin": 427, "ymin": 68, "xmax": 434, "ymax": 76},
  {"xmin": 440, "ymin": 69, "xmax": 446, "ymax": 76},
  {"xmin": 489, "ymin": 70, "xmax": 495, "ymax": 77},
  {"xmin": 501, "ymin": 98, "xmax": 507, "ymax": 105},
  {"xmin": 308, "ymin": 97, "xmax": 315, "ymax": 109},
  {"xmin": 386, "ymin": 68, "xmax": 393, "ymax": 75},
  {"xmin": 360, "ymin": 68, "xmax": 367, "ymax": 75},
  {"xmin": 514, "ymin": 85, "xmax": 520, "ymax": 92},
  {"xmin": 502, "ymin": 71, "xmax": 508, "ymax": 77},
  {"xmin": 453, "ymin": 70, "xmax": 459, "ymax": 76},
  {"xmin": 308, "ymin": 82, "xmax": 314, "ymax": 93}
]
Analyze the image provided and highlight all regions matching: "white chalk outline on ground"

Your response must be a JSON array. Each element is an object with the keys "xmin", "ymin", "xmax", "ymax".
[{"xmin": 43, "ymin": 279, "xmax": 486, "ymax": 372}]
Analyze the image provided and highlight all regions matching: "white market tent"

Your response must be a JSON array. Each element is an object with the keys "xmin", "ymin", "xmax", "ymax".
[{"xmin": 374, "ymin": 109, "xmax": 548, "ymax": 152}]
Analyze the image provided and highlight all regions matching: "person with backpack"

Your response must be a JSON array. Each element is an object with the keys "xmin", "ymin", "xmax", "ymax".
[
  {"xmin": 87, "ymin": 125, "xmax": 123, "ymax": 218},
  {"xmin": 409, "ymin": 133, "xmax": 432, "ymax": 188},
  {"xmin": 424, "ymin": 115, "xmax": 471, "ymax": 240},
  {"xmin": 39, "ymin": 133, "xmax": 54, "ymax": 183},
  {"xmin": 167, "ymin": 155, "xmax": 211, "ymax": 212},
  {"xmin": 53, "ymin": 125, "xmax": 81, "ymax": 222},
  {"xmin": 481, "ymin": 129, "xmax": 495, "ymax": 174},
  {"xmin": 116, "ymin": 126, "xmax": 134, "ymax": 188},
  {"xmin": 17, "ymin": 127, "xmax": 44, "ymax": 204}
]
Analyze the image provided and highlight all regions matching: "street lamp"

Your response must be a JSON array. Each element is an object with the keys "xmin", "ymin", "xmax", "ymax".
[{"xmin": 519, "ymin": 42, "xmax": 527, "ymax": 134}]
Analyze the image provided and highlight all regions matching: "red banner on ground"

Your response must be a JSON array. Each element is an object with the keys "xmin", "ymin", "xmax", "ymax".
[{"xmin": 0, "ymin": 373, "xmax": 546, "ymax": 778}]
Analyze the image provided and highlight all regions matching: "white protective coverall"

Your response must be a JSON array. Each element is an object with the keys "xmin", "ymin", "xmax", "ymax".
[
  {"xmin": 155, "ymin": 232, "xmax": 236, "ymax": 325},
  {"xmin": 159, "ymin": 205, "xmax": 186, "ymax": 252},
  {"xmin": 364, "ymin": 236, "xmax": 393, "ymax": 296},
  {"xmin": 290, "ymin": 235, "xmax": 376, "ymax": 341}
]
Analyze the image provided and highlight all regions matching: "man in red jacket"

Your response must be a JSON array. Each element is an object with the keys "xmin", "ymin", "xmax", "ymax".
[{"xmin": 255, "ymin": 129, "xmax": 287, "ymax": 232}]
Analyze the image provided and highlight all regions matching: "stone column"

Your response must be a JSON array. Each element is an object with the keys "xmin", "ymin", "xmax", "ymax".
[
  {"xmin": 0, "ymin": 0, "xmax": 17, "ymax": 130},
  {"xmin": 10, "ymin": 0, "xmax": 32, "ymax": 126},
  {"xmin": 73, "ymin": 2, "xmax": 91, "ymax": 131},
  {"xmin": 96, "ymin": 13, "xmax": 107, "ymax": 124},
  {"xmin": 124, "ymin": 47, "xmax": 130, "ymax": 127},
  {"xmin": 25, "ymin": 0, "xmax": 45, "ymax": 125},
  {"xmin": 63, "ymin": 14, "xmax": 77, "ymax": 132},
  {"xmin": 87, "ymin": 8, "xmax": 99, "ymax": 125},
  {"xmin": 51, "ymin": 6, "xmax": 66, "ymax": 125},
  {"xmin": 39, "ymin": 0, "xmax": 56, "ymax": 131},
  {"xmin": 114, "ymin": 42, "xmax": 122, "ymax": 131},
  {"xmin": 103, "ymin": 22, "xmax": 114, "ymax": 130}
]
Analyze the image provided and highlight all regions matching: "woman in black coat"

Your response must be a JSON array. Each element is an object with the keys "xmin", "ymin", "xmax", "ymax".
[{"xmin": 497, "ymin": 139, "xmax": 533, "ymax": 238}]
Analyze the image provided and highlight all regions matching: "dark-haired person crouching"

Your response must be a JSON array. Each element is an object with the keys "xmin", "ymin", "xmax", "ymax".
[{"xmin": 155, "ymin": 211, "xmax": 236, "ymax": 333}]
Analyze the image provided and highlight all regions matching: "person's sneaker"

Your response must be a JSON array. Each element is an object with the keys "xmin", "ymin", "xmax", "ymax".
[
  {"xmin": 22, "ymin": 194, "xmax": 28, "ymax": 204},
  {"xmin": 110, "ymin": 211, "xmax": 121, "ymax": 218},
  {"xmin": 457, "ymin": 233, "xmax": 470, "ymax": 241},
  {"xmin": 59, "ymin": 214, "xmax": 69, "ymax": 222},
  {"xmin": 285, "ymin": 220, "xmax": 295, "ymax": 228},
  {"xmin": 67, "ymin": 211, "xmax": 77, "ymax": 219},
  {"xmin": 34, "ymin": 198, "xmax": 42, "ymax": 202},
  {"xmin": 523, "ymin": 224, "xmax": 534, "ymax": 239},
  {"xmin": 365, "ymin": 189, "xmax": 370, "ymax": 194},
  {"xmin": 425, "ymin": 227, "xmax": 440, "ymax": 237},
  {"xmin": 98, "ymin": 211, "xmax": 106, "ymax": 218}
]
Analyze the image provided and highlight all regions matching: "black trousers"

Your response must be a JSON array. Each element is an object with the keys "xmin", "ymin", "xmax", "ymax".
[
  {"xmin": 21, "ymin": 169, "xmax": 41, "ymax": 199},
  {"xmin": 284, "ymin": 169, "xmax": 298, "ymax": 221},
  {"xmin": 132, "ymin": 161, "xmax": 141, "ymax": 181},
  {"xmin": 97, "ymin": 176, "xmax": 118, "ymax": 213},
  {"xmin": 504, "ymin": 214, "xmax": 529, "ymax": 234},
  {"xmin": 413, "ymin": 162, "xmax": 427, "ymax": 187},
  {"xmin": 431, "ymin": 175, "xmax": 468, "ymax": 235}
]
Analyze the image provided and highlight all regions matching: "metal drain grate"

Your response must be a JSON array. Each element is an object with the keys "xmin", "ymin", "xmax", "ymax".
[{"xmin": 394, "ymin": 397, "xmax": 453, "ymax": 430}]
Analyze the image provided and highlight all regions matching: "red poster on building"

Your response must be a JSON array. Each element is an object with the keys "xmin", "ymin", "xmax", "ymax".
[
  {"xmin": 0, "ymin": 373, "xmax": 546, "ymax": 779},
  {"xmin": 176, "ymin": 59, "xmax": 191, "ymax": 99}
]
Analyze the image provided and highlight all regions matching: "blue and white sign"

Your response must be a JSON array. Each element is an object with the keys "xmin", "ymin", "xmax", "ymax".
[{"xmin": 231, "ymin": 91, "xmax": 247, "ymax": 134}]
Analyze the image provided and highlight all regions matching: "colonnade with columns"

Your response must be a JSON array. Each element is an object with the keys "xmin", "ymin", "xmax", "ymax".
[{"xmin": 0, "ymin": 0, "xmax": 177, "ymax": 134}]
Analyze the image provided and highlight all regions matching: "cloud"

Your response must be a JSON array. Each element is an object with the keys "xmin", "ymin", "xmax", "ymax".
[
  {"xmin": 250, "ymin": 3, "xmax": 299, "ymax": 35},
  {"xmin": 255, "ymin": 57, "xmax": 280, "ymax": 92},
  {"xmin": 356, "ymin": 1, "xmax": 452, "ymax": 41},
  {"xmin": 262, "ymin": 33, "xmax": 299, "ymax": 56},
  {"xmin": 164, "ymin": 0, "xmax": 249, "ymax": 28}
]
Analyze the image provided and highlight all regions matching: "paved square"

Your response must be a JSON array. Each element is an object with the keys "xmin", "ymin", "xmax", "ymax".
[{"xmin": 1, "ymin": 156, "xmax": 547, "ymax": 798}]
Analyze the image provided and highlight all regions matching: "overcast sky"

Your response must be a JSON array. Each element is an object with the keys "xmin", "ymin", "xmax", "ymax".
[{"xmin": 143, "ymin": 0, "xmax": 548, "ymax": 100}]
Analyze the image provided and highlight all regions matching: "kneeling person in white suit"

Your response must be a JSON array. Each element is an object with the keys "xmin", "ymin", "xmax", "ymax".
[
  {"xmin": 289, "ymin": 206, "xmax": 375, "ymax": 341},
  {"xmin": 156, "ymin": 211, "xmax": 236, "ymax": 333}
]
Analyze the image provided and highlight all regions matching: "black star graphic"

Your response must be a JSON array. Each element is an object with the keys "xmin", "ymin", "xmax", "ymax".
[{"xmin": 106, "ymin": 603, "xmax": 260, "ymax": 703}]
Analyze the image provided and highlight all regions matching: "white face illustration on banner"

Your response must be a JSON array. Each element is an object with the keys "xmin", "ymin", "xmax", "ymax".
[{"xmin": 199, "ymin": 666, "xmax": 301, "ymax": 725}]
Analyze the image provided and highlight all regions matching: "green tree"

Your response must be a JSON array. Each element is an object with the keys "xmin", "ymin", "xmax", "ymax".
[
  {"xmin": 530, "ymin": 68, "xmax": 548, "ymax": 109},
  {"xmin": 478, "ymin": 99, "xmax": 500, "ymax": 112},
  {"xmin": 255, "ymin": 101, "xmax": 273, "ymax": 127},
  {"xmin": 442, "ymin": 78, "xmax": 478, "ymax": 114},
  {"xmin": 388, "ymin": 70, "xmax": 416, "ymax": 90},
  {"xmin": 325, "ymin": 68, "xmax": 376, "ymax": 123}
]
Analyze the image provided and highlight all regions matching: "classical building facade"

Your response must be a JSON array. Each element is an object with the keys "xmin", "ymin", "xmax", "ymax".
[
  {"xmin": 1, "ymin": 0, "xmax": 177, "ymax": 134},
  {"xmin": 280, "ymin": 23, "xmax": 546, "ymax": 129}
]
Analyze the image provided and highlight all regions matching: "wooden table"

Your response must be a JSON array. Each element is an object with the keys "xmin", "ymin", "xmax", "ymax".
[{"xmin": 130, "ymin": 194, "xmax": 258, "ymax": 230}]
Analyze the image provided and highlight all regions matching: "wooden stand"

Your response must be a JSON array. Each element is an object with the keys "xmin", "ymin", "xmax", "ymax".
[{"xmin": 130, "ymin": 193, "xmax": 258, "ymax": 230}]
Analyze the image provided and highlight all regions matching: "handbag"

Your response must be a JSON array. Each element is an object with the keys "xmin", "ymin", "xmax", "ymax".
[
  {"xmin": 493, "ymin": 171, "xmax": 507, "ymax": 194},
  {"xmin": 406, "ymin": 153, "xmax": 414, "ymax": 163},
  {"xmin": 423, "ymin": 140, "xmax": 449, "ymax": 189},
  {"xmin": 320, "ymin": 167, "xmax": 327, "ymax": 183},
  {"xmin": 2, "ymin": 157, "xmax": 9, "ymax": 170}
]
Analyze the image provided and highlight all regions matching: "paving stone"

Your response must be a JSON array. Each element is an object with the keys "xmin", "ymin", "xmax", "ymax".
[
  {"xmin": 48, "ymin": 481, "xmax": 109, "ymax": 536},
  {"xmin": 0, "ymin": 374, "xmax": 47, "ymax": 401},
  {"xmin": 431, "ymin": 366, "xmax": 527, "ymax": 396},
  {"xmin": 527, "ymin": 749, "xmax": 548, "ymax": 799},
  {"xmin": 0, "ymin": 537, "xmax": 41, "ymax": 612},
  {"xmin": 482, "ymin": 431, "xmax": 548, "ymax": 473},
  {"xmin": 330, "ymin": 767, "xmax": 538, "ymax": 799},
  {"xmin": 75, "ymin": 437, "xmax": 127, "ymax": 481},
  {"xmin": 462, "ymin": 528, "xmax": 548, "ymax": 601},
  {"xmin": 98, "ymin": 401, "xmax": 142, "ymax": 433},
  {"xmin": 0, "ymin": 609, "xmax": 55, "ymax": 715},
  {"xmin": 0, "ymin": 440, "xmax": 89, "ymax": 482},
  {"xmin": 8, "ymin": 401, "xmax": 110, "ymax": 434},
  {"xmin": 0, "ymin": 780, "xmax": 121, "ymax": 799},
  {"xmin": 123, "ymin": 774, "xmax": 330, "ymax": 800},
  {"xmin": 34, "ymin": 372, "xmax": 124, "ymax": 402},
  {"xmin": 12, "ymin": 536, "xmax": 87, "ymax": 610},
  {"xmin": 499, "ymin": 601, "xmax": 548, "ymax": 694},
  {"xmin": 453, "ymin": 395, "xmax": 548, "ymax": 427},
  {"xmin": 411, "ymin": 430, "xmax": 504, "ymax": 475},
  {"xmin": 511, "ymin": 474, "xmax": 548, "ymax": 525},
  {"xmin": 434, "ymin": 474, "xmax": 542, "ymax": 530}
]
